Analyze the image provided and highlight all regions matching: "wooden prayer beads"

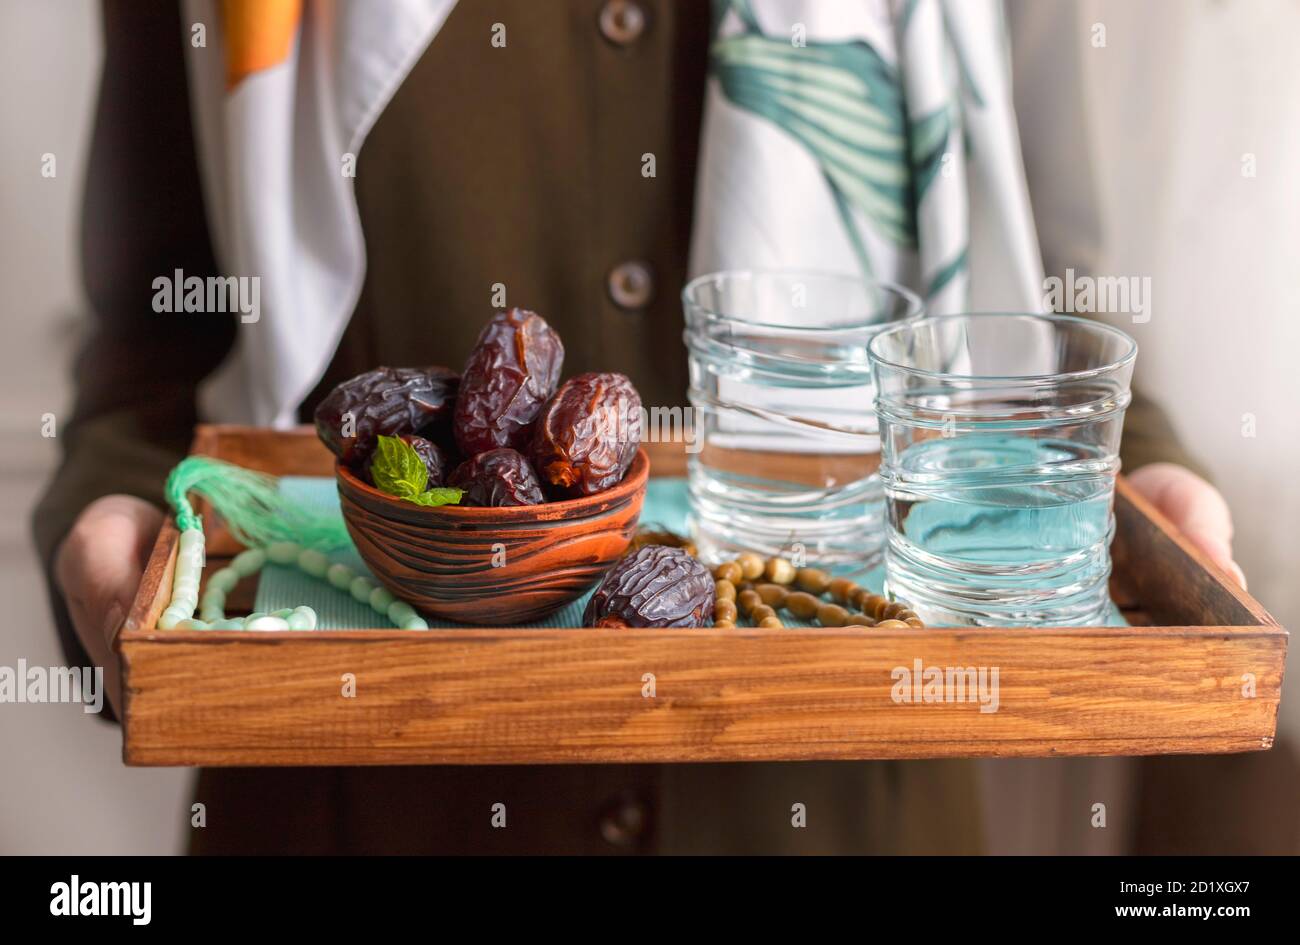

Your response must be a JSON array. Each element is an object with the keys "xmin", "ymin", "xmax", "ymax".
[{"xmin": 710, "ymin": 556, "xmax": 925, "ymax": 629}]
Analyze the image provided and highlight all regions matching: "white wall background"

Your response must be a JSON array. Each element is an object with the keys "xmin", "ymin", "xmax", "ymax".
[
  {"xmin": 0, "ymin": 0, "xmax": 192, "ymax": 855},
  {"xmin": 0, "ymin": 0, "xmax": 1293, "ymax": 854},
  {"xmin": 1081, "ymin": 0, "xmax": 1300, "ymax": 666}
]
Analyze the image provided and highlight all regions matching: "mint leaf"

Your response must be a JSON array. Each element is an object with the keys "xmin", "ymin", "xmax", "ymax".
[
  {"xmin": 371, "ymin": 435, "xmax": 428, "ymax": 498},
  {"xmin": 408, "ymin": 487, "xmax": 463, "ymax": 508},
  {"xmin": 369, "ymin": 436, "xmax": 462, "ymax": 507}
]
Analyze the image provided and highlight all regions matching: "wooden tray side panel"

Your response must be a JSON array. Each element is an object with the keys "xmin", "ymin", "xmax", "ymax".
[
  {"xmin": 120, "ymin": 626, "xmax": 1285, "ymax": 766},
  {"xmin": 191, "ymin": 424, "xmax": 335, "ymax": 477},
  {"xmin": 123, "ymin": 521, "xmax": 178, "ymax": 638}
]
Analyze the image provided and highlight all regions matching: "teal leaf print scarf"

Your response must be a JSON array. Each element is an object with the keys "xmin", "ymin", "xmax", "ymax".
[{"xmin": 691, "ymin": 0, "xmax": 1045, "ymax": 314}]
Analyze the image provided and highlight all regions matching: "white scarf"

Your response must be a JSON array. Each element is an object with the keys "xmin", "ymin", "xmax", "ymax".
[{"xmin": 185, "ymin": 0, "xmax": 456, "ymax": 427}]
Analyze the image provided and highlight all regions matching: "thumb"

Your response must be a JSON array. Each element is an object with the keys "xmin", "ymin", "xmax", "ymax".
[{"xmin": 1127, "ymin": 463, "xmax": 1245, "ymax": 590}]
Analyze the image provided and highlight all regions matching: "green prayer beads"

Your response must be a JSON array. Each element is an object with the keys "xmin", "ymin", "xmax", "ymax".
[
  {"xmin": 159, "ymin": 455, "xmax": 428, "ymax": 632},
  {"xmin": 162, "ymin": 539, "xmax": 428, "ymax": 632},
  {"xmin": 158, "ymin": 528, "xmax": 206, "ymax": 629}
]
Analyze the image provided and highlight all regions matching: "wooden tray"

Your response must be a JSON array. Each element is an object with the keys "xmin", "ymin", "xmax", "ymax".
[{"xmin": 117, "ymin": 425, "xmax": 1287, "ymax": 766}]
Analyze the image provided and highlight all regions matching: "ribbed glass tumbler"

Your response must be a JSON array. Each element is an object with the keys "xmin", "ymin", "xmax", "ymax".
[
  {"xmin": 868, "ymin": 314, "xmax": 1137, "ymax": 627},
  {"xmin": 683, "ymin": 271, "xmax": 922, "ymax": 572}
]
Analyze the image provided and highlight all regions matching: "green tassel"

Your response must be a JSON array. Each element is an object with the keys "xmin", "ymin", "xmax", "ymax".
[{"xmin": 165, "ymin": 456, "xmax": 351, "ymax": 551}]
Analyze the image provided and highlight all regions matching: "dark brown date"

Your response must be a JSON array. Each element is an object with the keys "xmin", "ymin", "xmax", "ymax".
[
  {"xmin": 454, "ymin": 309, "xmax": 564, "ymax": 456},
  {"xmin": 449, "ymin": 449, "xmax": 546, "ymax": 507},
  {"xmin": 368, "ymin": 434, "xmax": 448, "ymax": 487},
  {"xmin": 583, "ymin": 545, "xmax": 714, "ymax": 628},
  {"xmin": 531, "ymin": 372, "xmax": 642, "ymax": 497},
  {"xmin": 315, "ymin": 366, "xmax": 459, "ymax": 465}
]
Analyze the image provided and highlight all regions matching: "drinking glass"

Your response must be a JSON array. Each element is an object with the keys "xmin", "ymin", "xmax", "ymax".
[
  {"xmin": 869, "ymin": 313, "xmax": 1137, "ymax": 626},
  {"xmin": 682, "ymin": 270, "xmax": 923, "ymax": 570}
]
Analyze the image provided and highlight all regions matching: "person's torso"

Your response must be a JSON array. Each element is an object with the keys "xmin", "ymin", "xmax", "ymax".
[
  {"xmin": 274, "ymin": 1, "xmax": 979, "ymax": 856},
  {"xmin": 301, "ymin": 0, "xmax": 710, "ymax": 420}
]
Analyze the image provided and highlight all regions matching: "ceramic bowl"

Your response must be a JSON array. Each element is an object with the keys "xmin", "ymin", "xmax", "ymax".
[{"xmin": 336, "ymin": 449, "xmax": 649, "ymax": 625}]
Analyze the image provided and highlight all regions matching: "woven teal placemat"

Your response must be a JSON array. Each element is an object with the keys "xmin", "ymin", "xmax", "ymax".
[{"xmin": 253, "ymin": 477, "xmax": 1126, "ymax": 628}]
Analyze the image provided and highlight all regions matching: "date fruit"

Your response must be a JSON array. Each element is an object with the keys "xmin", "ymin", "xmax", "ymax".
[
  {"xmin": 315, "ymin": 366, "xmax": 459, "ymax": 465},
  {"xmin": 583, "ymin": 545, "xmax": 715, "ymax": 628},
  {"xmin": 532, "ymin": 372, "xmax": 642, "ymax": 497},
  {"xmin": 449, "ymin": 448, "xmax": 546, "ymax": 507},
  {"xmin": 454, "ymin": 308, "xmax": 564, "ymax": 456}
]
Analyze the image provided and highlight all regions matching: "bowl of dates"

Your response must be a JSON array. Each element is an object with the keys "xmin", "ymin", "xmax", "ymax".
[{"xmin": 318, "ymin": 309, "xmax": 650, "ymax": 625}]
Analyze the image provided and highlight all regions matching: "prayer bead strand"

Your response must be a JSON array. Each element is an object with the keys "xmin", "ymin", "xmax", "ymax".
[
  {"xmin": 159, "ymin": 539, "xmax": 427, "ymax": 631},
  {"xmin": 709, "ymin": 555, "xmax": 925, "ymax": 629}
]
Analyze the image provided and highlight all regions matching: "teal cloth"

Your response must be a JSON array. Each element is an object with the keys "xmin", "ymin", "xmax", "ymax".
[
  {"xmin": 253, "ymin": 477, "xmax": 1126, "ymax": 628},
  {"xmin": 253, "ymin": 477, "xmax": 686, "ymax": 629}
]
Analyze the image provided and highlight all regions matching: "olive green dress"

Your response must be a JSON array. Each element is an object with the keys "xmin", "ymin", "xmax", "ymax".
[{"xmin": 34, "ymin": 0, "xmax": 1203, "ymax": 854}]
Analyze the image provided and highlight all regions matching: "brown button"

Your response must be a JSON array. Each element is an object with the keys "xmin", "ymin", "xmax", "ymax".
[
  {"xmin": 607, "ymin": 261, "xmax": 655, "ymax": 310},
  {"xmin": 599, "ymin": 795, "xmax": 649, "ymax": 848},
  {"xmin": 599, "ymin": 0, "xmax": 646, "ymax": 47}
]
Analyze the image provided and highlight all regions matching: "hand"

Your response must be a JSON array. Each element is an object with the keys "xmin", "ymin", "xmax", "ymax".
[
  {"xmin": 1127, "ymin": 463, "xmax": 1246, "ymax": 590},
  {"xmin": 54, "ymin": 495, "xmax": 164, "ymax": 716}
]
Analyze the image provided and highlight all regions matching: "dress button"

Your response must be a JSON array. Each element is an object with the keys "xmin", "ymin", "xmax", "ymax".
[
  {"xmin": 607, "ymin": 261, "xmax": 655, "ymax": 310},
  {"xmin": 598, "ymin": 795, "xmax": 649, "ymax": 848},
  {"xmin": 599, "ymin": 0, "xmax": 647, "ymax": 47}
]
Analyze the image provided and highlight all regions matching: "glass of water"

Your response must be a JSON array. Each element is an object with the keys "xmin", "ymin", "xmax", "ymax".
[
  {"xmin": 868, "ymin": 313, "xmax": 1137, "ymax": 627},
  {"xmin": 682, "ymin": 271, "xmax": 923, "ymax": 570}
]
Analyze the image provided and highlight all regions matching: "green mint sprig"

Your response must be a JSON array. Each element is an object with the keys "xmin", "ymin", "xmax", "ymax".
[{"xmin": 370, "ymin": 435, "xmax": 462, "ymax": 508}]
